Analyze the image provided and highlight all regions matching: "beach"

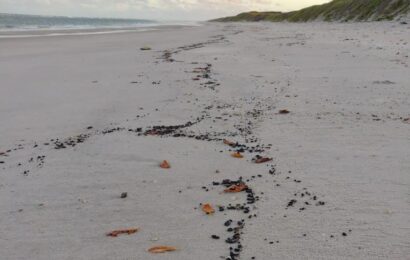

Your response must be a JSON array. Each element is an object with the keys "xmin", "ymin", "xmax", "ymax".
[{"xmin": 0, "ymin": 22, "xmax": 409, "ymax": 259}]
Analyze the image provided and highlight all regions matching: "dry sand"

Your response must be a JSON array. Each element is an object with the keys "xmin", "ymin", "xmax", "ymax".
[{"xmin": 0, "ymin": 22, "xmax": 409, "ymax": 259}]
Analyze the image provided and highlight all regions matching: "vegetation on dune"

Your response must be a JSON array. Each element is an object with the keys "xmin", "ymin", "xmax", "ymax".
[{"xmin": 212, "ymin": 0, "xmax": 410, "ymax": 22}]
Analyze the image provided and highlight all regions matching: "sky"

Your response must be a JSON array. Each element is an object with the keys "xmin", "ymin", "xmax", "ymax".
[{"xmin": 0, "ymin": 0, "xmax": 331, "ymax": 21}]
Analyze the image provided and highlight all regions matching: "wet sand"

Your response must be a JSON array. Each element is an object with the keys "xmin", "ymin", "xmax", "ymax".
[{"xmin": 0, "ymin": 22, "xmax": 409, "ymax": 259}]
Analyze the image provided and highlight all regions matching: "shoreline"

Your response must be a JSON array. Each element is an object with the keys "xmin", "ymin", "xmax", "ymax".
[{"xmin": 0, "ymin": 24, "xmax": 199, "ymax": 38}]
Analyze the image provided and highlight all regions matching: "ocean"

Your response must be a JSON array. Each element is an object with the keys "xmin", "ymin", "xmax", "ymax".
[{"xmin": 0, "ymin": 13, "xmax": 158, "ymax": 31}]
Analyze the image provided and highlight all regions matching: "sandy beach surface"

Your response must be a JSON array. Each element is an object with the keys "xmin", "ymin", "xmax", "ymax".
[{"xmin": 0, "ymin": 22, "xmax": 409, "ymax": 259}]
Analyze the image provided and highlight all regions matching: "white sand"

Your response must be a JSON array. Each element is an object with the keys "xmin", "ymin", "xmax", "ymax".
[{"xmin": 0, "ymin": 22, "xmax": 409, "ymax": 259}]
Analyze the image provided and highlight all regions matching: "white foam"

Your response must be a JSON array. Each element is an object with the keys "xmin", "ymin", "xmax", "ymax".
[{"xmin": 0, "ymin": 28, "xmax": 159, "ymax": 38}]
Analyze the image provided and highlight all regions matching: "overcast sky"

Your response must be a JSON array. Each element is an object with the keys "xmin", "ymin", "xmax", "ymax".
[{"xmin": 0, "ymin": 0, "xmax": 331, "ymax": 20}]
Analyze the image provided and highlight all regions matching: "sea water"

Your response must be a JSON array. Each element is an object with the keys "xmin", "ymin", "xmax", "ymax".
[{"xmin": 0, "ymin": 13, "xmax": 157, "ymax": 31}]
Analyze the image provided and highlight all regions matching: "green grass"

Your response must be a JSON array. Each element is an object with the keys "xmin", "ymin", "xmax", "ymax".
[{"xmin": 211, "ymin": 0, "xmax": 410, "ymax": 22}]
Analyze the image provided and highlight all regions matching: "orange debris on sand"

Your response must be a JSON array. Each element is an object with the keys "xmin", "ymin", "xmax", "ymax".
[
  {"xmin": 160, "ymin": 160, "xmax": 171, "ymax": 169},
  {"xmin": 106, "ymin": 228, "xmax": 138, "ymax": 237},
  {"xmin": 202, "ymin": 203, "xmax": 215, "ymax": 215},
  {"xmin": 148, "ymin": 246, "xmax": 177, "ymax": 253}
]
